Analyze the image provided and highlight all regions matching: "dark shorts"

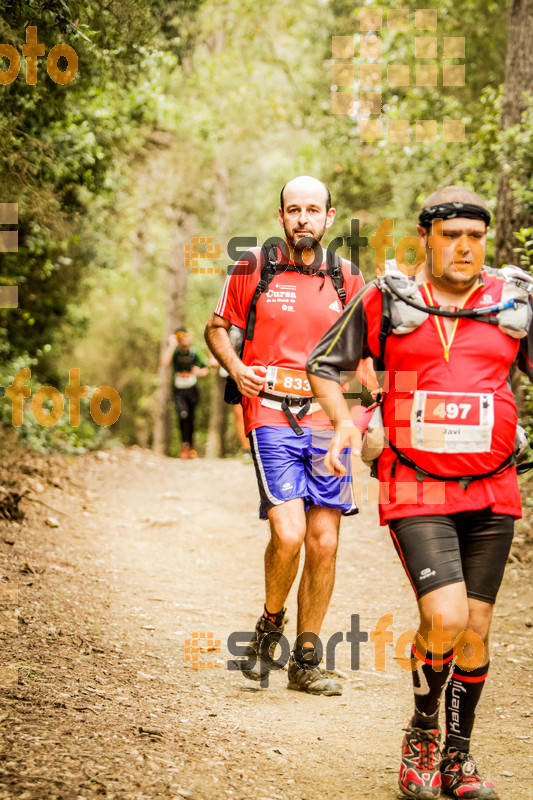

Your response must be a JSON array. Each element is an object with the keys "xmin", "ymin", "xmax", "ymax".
[
  {"xmin": 249, "ymin": 426, "xmax": 358, "ymax": 520},
  {"xmin": 173, "ymin": 385, "xmax": 199, "ymax": 418},
  {"xmin": 389, "ymin": 507, "xmax": 514, "ymax": 604}
]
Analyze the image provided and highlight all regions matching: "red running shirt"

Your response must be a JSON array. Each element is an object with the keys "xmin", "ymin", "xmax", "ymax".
[
  {"xmin": 215, "ymin": 246, "xmax": 365, "ymax": 435},
  {"xmin": 307, "ymin": 271, "xmax": 533, "ymax": 523}
]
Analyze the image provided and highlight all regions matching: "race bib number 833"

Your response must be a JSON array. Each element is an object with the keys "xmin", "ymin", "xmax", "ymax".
[{"xmin": 265, "ymin": 366, "xmax": 313, "ymax": 397}]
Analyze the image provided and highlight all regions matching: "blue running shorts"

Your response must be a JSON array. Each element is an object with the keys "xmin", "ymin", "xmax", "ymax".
[{"xmin": 249, "ymin": 426, "xmax": 358, "ymax": 519}]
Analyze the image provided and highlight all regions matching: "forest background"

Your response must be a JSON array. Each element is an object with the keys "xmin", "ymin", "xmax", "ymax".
[{"xmin": 0, "ymin": 0, "xmax": 532, "ymax": 460}]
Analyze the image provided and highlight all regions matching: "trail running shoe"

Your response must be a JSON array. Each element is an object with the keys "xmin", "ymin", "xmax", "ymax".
[
  {"xmin": 287, "ymin": 654, "xmax": 342, "ymax": 696},
  {"xmin": 440, "ymin": 749, "xmax": 500, "ymax": 799},
  {"xmin": 399, "ymin": 719, "xmax": 442, "ymax": 799},
  {"xmin": 239, "ymin": 610, "xmax": 287, "ymax": 682}
]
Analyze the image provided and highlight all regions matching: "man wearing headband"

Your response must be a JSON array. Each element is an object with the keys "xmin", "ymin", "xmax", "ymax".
[
  {"xmin": 307, "ymin": 186, "xmax": 533, "ymax": 799},
  {"xmin": 161, "ymin": 328, "xmax": 209, "ymax": 459}
]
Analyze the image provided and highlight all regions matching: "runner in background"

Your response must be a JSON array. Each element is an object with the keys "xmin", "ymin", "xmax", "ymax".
[
  {"xmin": 205, "ymin": 175, "xmax": 378, "ymax": 695},
  {"xmin": 161, "ymin": 328, "xmax": 209, "ymax": 459},
  {"xmin": 307, "ymin": 186, "xmax": 533, "ymax": 798},
  {"xmin": 218, "ymin": 326, "xmax": 251, "ymax": 457}
]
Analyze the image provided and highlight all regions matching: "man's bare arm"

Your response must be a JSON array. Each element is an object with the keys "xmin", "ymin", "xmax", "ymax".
[
  {"xmin": 161, "ymin": 334, "xmax": 177, "ymax": 368},
  {"xmin": 308, "ymin": 372, "xmax": 361, "ymax": 477},
  {"xmin": 355, "ymin": 356, "xmax": 381, "ymax": 398},
  {"xmin": 205, "ymin": 314, "xmax": 238, "ymax": 374},
  {"xmin": 204, "ymin": 313, "xmax": 267, "ymax": 398}
]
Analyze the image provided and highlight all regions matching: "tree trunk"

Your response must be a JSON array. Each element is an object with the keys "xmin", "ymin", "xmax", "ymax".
[
  {"xmin": 494, "ymin": 0, "xmax": 533, "ymax": 421},
  {"xmin": 130, "ymin": 169, "xmax": 149, "ymax": 276},
  {"xmin": 494, "ymin": 0, "xmax": 533, "ymax": 268},
  {"xmin": 206, "ymin": 371, "xmax": 228, "ymax": 457},
  {"xmin": 205, "ymin": 157, "xmax": 230, "ymax": 458},
  {"xmin": 153, "ymin": 210, "xmax": 194, "ymax": 455}
]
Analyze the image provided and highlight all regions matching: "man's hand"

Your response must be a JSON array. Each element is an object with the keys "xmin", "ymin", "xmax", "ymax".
[
  {"xmin": 324, "ymin": 423, "xmax": 362, "ymax": 477},
  {"xmin": 234, "ymin": 364, "xmax": 267, "ymax": 398}
]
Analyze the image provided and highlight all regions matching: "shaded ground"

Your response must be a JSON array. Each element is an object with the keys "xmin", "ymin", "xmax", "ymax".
[{"xmin": 0, "ymin": 448, "xmax": 532, "ymax": 800}]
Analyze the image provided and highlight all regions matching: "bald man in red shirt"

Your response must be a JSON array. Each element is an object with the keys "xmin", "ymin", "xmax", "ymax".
[{"xmin": 206, "ymin": 176, "xmax": 376, "ymax": 695}]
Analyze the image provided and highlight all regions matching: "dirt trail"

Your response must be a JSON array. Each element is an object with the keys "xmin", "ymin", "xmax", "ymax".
[{"xmin": 0, "ymin": 448, "xmax": 532, "ymax": 800}]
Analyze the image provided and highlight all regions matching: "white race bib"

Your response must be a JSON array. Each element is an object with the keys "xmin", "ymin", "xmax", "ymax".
[
  {"xmin": 260, "ymin": 366, "xmax": 314, "ymax": 411},
  {"xmin": 410, "ymin": 391, "xmax": 494, "ymax": 453},
  {"xmin": 174, "ymin": 374, "xmax": 197, "ymax": 389},
  {"xmin": 264, "ymin": 366, "xmax": 313, "ymax": 397}
]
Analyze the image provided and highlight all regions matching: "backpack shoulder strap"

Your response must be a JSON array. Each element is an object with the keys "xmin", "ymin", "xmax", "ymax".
[
  {"xmin": 376, "ymin": 285, "xmax": 393, "ymax": 373},
  {"xmin": 244, "ymin": 244, "xmax": 279, "ymax": 342},
  {"xmin": 326, "ymin": 249, "xmax": 347, "ymax": 307}
]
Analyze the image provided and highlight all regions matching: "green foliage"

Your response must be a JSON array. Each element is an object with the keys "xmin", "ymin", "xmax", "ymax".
[
  {"xmin": 314, "ymin": 0, "xmax": 511, "ymax": 276},
  {"xmin": 0, "ymin": 0, "xmax": 201, "ymax": 369},
  {"xmin": 513, "ymin": 228, "xmax": 533, "ymax": 271},
  {"xmin": 3, "ymin": 0, "xmax": 533, "ymax": 453},
  {"xmin": 0, "ymin": 355, "xmax": 111, "ymax": 452},
  {"xmin": 495, "ymin": 99, "xmax": 533, "ymax": 212}
]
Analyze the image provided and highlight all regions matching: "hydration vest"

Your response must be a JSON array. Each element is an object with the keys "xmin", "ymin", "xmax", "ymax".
[
  {"xmin": 367, "ymin": 263, "xmax": 533, "ymax": 484},
  {"xmin": 375, "ymin": 263, "xmax": 533, "ymax": 372}
]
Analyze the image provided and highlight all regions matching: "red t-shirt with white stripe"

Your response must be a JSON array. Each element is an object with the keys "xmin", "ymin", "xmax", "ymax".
[{"xmin": 215, "ymin": 246, "xmax": 365, "ymax": 435}]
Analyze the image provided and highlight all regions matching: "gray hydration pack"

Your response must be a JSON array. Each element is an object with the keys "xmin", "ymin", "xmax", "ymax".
[
  {"xmin": 497, "ymin": 265, "xmax": 533, "ymax": 338},
  {"xmin": 378, "ymin": 260, "xmax": 533, "ymax": 353},
  {"xmin": 379, "ymin": 264, "xmax": 428, "ymax": 334},
  {"xmin": 369, "ymin": 261, "xmax": 533, "ymax": 484}
]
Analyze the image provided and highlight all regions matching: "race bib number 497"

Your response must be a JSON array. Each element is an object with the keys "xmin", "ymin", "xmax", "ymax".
[{"xmin": 410, "ymin": 391, "xmax": 494, "ymax": 453}]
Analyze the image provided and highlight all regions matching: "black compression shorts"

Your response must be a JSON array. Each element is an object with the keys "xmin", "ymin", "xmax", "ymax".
[{"xmin": 389, "ymin": 507, "xmax": 514, "ymax": 604}]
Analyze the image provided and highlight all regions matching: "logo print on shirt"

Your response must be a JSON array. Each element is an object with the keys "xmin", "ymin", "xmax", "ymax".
[
  {"xmin": 329, "ymin": 300, "xmax": 341, "ymax": 313},
  {"xmin": 481, "ymin": 293, "xmax": 494, "ymax": 304},
  {"xmin": 266, "ymin": 283, "xmax": 296, "ymax": 312}
]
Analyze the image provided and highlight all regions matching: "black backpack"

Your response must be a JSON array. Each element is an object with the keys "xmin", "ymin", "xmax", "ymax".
[{"xmin": 224, "ymin": 243, "xmax": 349, "ymax": 405}]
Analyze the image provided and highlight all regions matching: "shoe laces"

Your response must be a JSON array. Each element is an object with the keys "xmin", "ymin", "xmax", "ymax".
[
  {"xmin": 444, "ymin": 749, "xmax": 481, "ymax": 784},
  {"xmin": 405, "ymin": 727, "xmax": 440, "ymax": 771}
]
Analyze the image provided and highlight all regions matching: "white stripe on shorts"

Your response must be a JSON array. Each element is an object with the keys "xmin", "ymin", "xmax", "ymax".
[{"xmin": 250, "ymin": 429, "xmax": 284, "ymax": 507}]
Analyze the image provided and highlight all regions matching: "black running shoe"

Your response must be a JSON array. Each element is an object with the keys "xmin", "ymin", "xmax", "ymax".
[
  {"xmin": 287, "ymin": 654, "xmax": 342, "ymax": 696},
  {"xmin": 238, "ymin": 610, "xmax": 287, "ymax": 683},
  {"xmin": 440, "ymin": 748, "xmax": 500, "ymax": 799},
  {"xmin": 399, "ymin": 718, "xmax": 442, "ymax": 799}
]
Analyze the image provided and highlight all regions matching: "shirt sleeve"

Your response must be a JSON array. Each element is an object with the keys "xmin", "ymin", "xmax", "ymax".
[
  {"xmin": 214, "ymin": 249, "xmax": 261, "ymax": 327},
  {"xmin": 193, "ymin": 349, "xmax": 207, "ymax": 368},
  {"xmin": 306, "ymin": 284, "xmax": 372, "ymax": 382},
  {"xmin": 516, "ymin": 298, "xmax": 533, "ymax": 380}
]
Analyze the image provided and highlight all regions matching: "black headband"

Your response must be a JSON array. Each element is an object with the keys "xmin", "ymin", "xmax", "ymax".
[{"xmin": 418, "ymin": 202, "xmax": 491, "ymax": 228}]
